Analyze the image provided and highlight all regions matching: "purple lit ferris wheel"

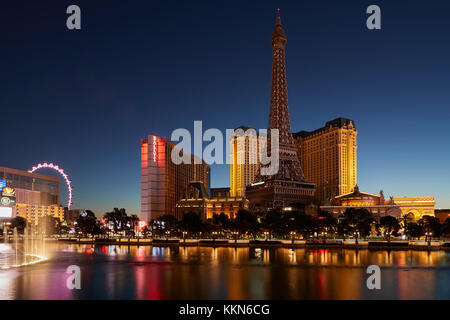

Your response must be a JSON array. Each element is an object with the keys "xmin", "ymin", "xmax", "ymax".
[{"xmin": 28, "ymin": 162, "xmax": 73, "ymax": 209}]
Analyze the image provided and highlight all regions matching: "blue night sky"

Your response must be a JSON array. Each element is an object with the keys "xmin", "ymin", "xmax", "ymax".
[{"xmin": 1, "ymin": 0, "xmax": 450, "ymax": 216}]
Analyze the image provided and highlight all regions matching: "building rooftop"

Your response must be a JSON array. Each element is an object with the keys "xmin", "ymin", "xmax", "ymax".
[
  {"xmin": 293, "ymin": 117, "xmax": 355, "ymax": 139},
  {"xmin": 0, "ymin": 166, "xmax": 60, "ymax": 182}
]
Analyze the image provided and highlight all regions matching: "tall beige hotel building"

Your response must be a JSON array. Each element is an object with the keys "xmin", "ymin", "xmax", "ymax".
[
  {"xmin": 294, "ymin": 118, "xmax": 357, "ymax": 204},
  {"xmin": 229, "ymin": 126, "xmax": 260, "ymax": 197}
]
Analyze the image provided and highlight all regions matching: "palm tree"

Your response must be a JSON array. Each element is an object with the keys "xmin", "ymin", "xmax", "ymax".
[
  {"xmin": 179, "ymin": 212, "xmax": 204, "ymax": 236},
  {"xmin": 261, "ymin": 210, "xmax": 285, "ymax": 238},
  {"xmin": 316, "ymin": 211, "xmax": 337, "ymax": 242},
  {"xmin": 340, "ymin": 208, "xmax": 374, "ymax": 244},
  {"xmin": 128, "ymin": 214, "xmax": 139, "ymax": 237},
  {"xmin": 75, "ymin": 210, "xmax": 97, "ymax": 236},
  {"xmin": 157, "ymin": 214, "xmax": 178, "ymax": 233},
  {"xmin": 379, "ymin": 216, "xmax": 400, "ymax": 243},
  {"xmin": 404, "ymin": 222, "xmax": 422, "ymax": 240},
  {"xmin": 293, "ymin": 211, "xmax": 314, "ymax": 239},
  {"xmin": 212, "ymin": 213, "xmax": 230, "ymax": 230},
  {"xmin": 232, "ymin": 209, "xmax": 259, "ymax": 239},
  {"xmin": 103, "ymin": 208, "xmax": 128, "ymax": 234},
  {"xmin": 418, "ymin": 215, "xmax": 442, "ymax": 241}
]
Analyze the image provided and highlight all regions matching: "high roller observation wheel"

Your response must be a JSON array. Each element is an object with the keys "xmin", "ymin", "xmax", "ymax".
[{"xmin": 28, "ymin": 162, "xmax": 73, "ymax": 209}]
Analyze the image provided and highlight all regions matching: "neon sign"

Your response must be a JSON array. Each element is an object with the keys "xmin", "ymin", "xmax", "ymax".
[
  {"xmin": 137, "ymin": 220, "xmax": 148, "ymax": 232},
  {"xmin": 152, "ymin": 136, "xmax": 157, "ymax": 162},
  {"xmin": 0, "ymin": 179, "xmax": 5, "ymax": 191}
]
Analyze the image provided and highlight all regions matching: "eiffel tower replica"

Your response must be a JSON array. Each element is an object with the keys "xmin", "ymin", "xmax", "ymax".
[{"xmin": 246, "ymin": 13, "xmax": 315, "ymax": 210}]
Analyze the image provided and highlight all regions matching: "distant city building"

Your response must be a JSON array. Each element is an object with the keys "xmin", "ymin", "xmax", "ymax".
[
  {"xmin": 141, "ymin": 135, "xmax": 210, "ymax": 221},
  {"xmin": 0, "ymin": 166, "xmax": 64, "ymax": 224},
  {"xmin": 229, "ymin": 126, "xmax": 260, "ymax": 197},
  {"xmin": 64, "ymin": 208, "xmax": 84, "ymax": 227},
  {"xmin": 434, "ymin": 209, "xmax": 450, "ymax": 223},
  {"xmin": 14, "ymin": 204, "xmax": 64, "ymax": 225},
  {"xmin": 246, "ymin": 14, "xmax": 315, "ymax": 210},
  {"xmin": 390, "ymin": 196, "xmax": 436, "ymax": 220},
  {"xmin": 210, "ymin": 187, "xmax": 230, "ymax": 198},
  {"xmin": 178, "ymin": 182, "xmax": 248, "ymax": 221},
  {"xmin": 0, "ymin": 166, "xmax": 60, "ymax": 206},
  {"xmin": 294, "ymin": 118, "xmax": 357, "ymax": 205},
  {"xmin": 15, "ymin": 188, "xmax": 41, "ymax": 205},
  {"xmin": 321, "ymin": 185, "xmax": 435, "ymax": 221}
]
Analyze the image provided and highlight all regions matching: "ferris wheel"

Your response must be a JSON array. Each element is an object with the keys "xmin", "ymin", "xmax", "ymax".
[{"xmin": 28, "ymin": 162, "xmax": 73, "ymax": 209}]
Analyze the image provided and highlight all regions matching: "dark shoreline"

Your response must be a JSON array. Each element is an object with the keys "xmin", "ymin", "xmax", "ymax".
[{"xmin": 43, "ymin": 238, "xmax": 450, "ymax": 251}]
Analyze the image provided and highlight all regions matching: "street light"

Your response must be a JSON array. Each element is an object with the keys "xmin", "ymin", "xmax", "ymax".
[
  {"xmin": 425, "ymin": 231, "xmax": 432, "ymax": 246},
  {"xmin": 321, "ymin": 231, "xmax": 327, "ymax": 244},
  {"xmin": 232, "ymin": 231, "xmax": 238, "ymax": 244},
  {"xmin": 264, "ymin": 231, "xmax": 269, "ymax": 241},
  {"xmin": 290, "ymin": 231, "xmax": 296, "ymax": 245},
  {"xmin": 353, "ymin": 231, "xmax": 360, "ymax": 245},
  {"xmin": 165, "ymin": 230, "xmax": 170, "ymax": 242}
]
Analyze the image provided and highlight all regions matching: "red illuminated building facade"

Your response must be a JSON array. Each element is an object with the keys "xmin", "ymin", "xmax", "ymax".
[{"xmin": 140, "ymin": 135, "xmax": 210, "ymax": 221}]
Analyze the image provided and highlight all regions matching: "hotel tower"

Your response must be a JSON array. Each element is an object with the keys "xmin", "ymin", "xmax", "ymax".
[
  {"xmin": 294, "ymin": 118, "xmax": 357, "ymax": 204},
  {"xmin": 140, "ymin": 135, "xmax": 210, "ymax": 221},
  {"xmin": 229, "ymin": 126, "xmax": 261, "ymax": 197}
]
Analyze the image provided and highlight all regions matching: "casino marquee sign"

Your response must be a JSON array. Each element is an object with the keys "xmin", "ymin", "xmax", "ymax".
[{"xmin": 0, "ymin": 187, "xmax": 16, "ymax": 207}]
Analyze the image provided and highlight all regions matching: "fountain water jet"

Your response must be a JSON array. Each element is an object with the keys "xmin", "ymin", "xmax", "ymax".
[{"xmin": 0, "ymin": 224, "xmax": 49, "ymax": 270}]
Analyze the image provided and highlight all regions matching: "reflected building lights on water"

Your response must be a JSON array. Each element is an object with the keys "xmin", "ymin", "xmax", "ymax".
[
  {"xmin": 0, "ymin": 243, "xmax": 449, "ymax": 299},
  {"xmin": 0, "ymin": 269, "xmax": 17, "ymax": 299}
]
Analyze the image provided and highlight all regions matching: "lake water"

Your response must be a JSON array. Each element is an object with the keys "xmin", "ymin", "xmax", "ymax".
[{"xmin": 0, "ymin": 243, "xmax": 449, "ymax": 299}]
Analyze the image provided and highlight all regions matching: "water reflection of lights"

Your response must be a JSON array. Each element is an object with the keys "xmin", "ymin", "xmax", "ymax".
[
  {"xmin": 254, "ymin": 248, "xmax": 262, "ymax": 260},
  {"xmin": 152, "ymin": 246, "xmax": 166, "ymax": 257},
  {"xmin": 289, "ymin": 249, "xmax": 296, "ymax": 264},
  {"xmin": 109, "ymin": 245, "xmax": 118, "ymax": 256},
  {"xmin": 0, "ymin": 269, "xmax": 16, "ymax": 300},
  {"xmin": 232, "ymin": 247, "xmax": 238, "ymax": 263},
  {"xmin": 263, "ymin": 249, "xmax": 270, "ymax": 263},
  {"xmin": 211, "ymin": 247, "xmax": 218, "ymax": 263},
  {"xmin": 1, "ymin": 244, "xmax": 448, "ymax": 300},
  {"xmin": 137, "ymin": 246, "xmax": 146, "ymax": 257},
  {"xmin": 311, "ymin": 249, "xmax": 329, "ymax": 265}
]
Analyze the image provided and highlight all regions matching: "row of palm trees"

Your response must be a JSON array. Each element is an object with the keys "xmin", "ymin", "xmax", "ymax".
[
  {"xmin": 70, "ymin": 207, "xmax": 450, "ymax": 241},
  {"xmin": 74, "ymin": 208, "xmax": 139, "ymax": 236},
  {"xmin": 152, "ymin": 208, "xmax": 450, "ymax": 241}
]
